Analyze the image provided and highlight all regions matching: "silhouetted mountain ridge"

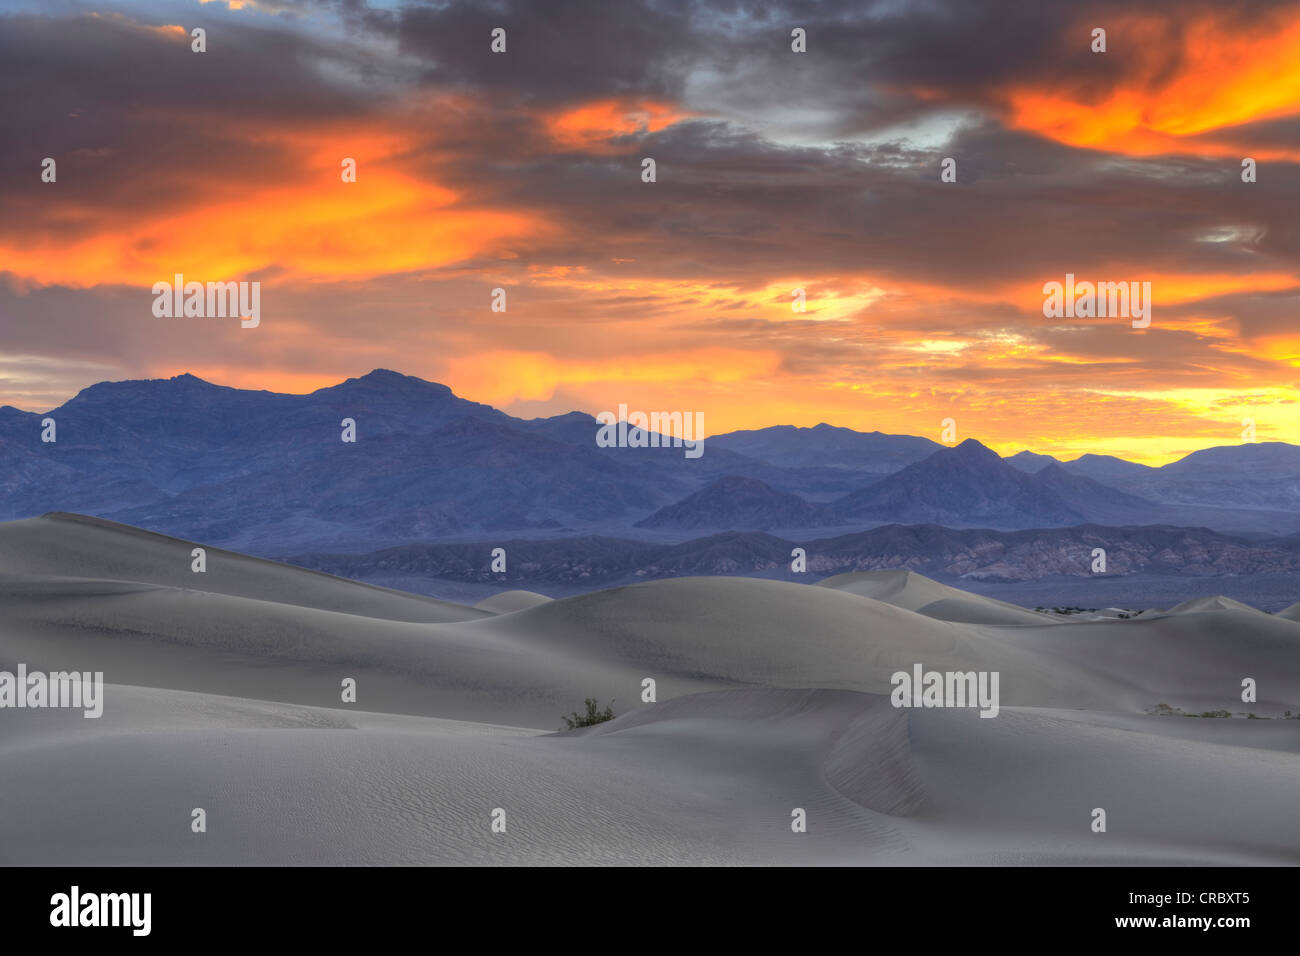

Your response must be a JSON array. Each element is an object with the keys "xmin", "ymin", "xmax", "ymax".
[{"xmin": 4, "ymin": 370, "xmax": 1299, "ymax": 551}]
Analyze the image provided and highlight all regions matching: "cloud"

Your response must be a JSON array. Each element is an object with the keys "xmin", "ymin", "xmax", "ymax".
[{"xmin": 4, "ymin": 0, "xmax": 1300, "ymax": 462}]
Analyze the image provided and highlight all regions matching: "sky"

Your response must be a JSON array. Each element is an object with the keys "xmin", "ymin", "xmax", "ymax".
[{"xmin": 2, "ymin": 0, "xmax": 1300, "ymax": 464}]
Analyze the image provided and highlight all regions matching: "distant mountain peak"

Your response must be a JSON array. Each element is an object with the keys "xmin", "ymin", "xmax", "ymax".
[
  {"xmin": 530, "ymin": 410, "xmax": 595, "ymax": 424},
  {"xmin": 947, "ymin": 438, "xmax": 1001, "ymax": 463},
  {"xmin": 635, "ymin": 475, "xmax": 819, "ymax": 531},
  {"xmin": 322, "ymin": 369, "xmax": 456, "ymax": 400},
  {"xmin": 62, "ymin": 371, "xmax": 225, "ymax": 409},
  {"xmin": 829, "ymin": 437, "xmax": 1094, "ymax": 529},
  {"xmin": 1005, "ymin": 450, "xmax": 1062, "ymax": 473},
  {"xmin": 354, "ymin": 368, "xmax": 437, "ymax": 387},
  {"xmin": 359, "ymin": 368, "xmax": 408, "ymax": 382}
]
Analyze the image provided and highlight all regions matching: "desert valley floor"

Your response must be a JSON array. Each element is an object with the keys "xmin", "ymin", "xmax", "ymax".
[{"xmin": 1, "ymin": 512, "xmax": 1298, "ymax": 865}]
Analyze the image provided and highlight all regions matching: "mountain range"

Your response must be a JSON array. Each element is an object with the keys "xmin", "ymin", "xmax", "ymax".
[
  {"xmin": 292, "ymin": 520, "xmax": 1300, "ymax": 585},
  {"xmin": 285, "ymin": 520, "xmax": 1300, "ymax": 610},
  {"xmin": 3, "ymin": 370, "xmax": 1299, "ymax": 557},
  {"xmin": 1009, "ymin": 442, "xmax": 1300, "ymax": 512}
]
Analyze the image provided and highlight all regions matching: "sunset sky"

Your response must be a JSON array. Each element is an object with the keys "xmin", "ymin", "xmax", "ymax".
[{"xmin": 3, "ymin": 0, "xmax": 1300, "ymax": 464}]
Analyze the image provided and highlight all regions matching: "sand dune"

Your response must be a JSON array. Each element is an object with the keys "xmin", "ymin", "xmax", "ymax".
[
  {"xmin": 1, "ymin": 514, "xmax": 1297, "ymax": 865},
  {"xmin": 1165, "ymin": 594, "xmax": 1268, "ymax": 616},
  {"xmin": 817, "ymin": 569, "xmax": 1056, "ymax": 625},
  {"xmin": 475, "ymin": 589, "xmax": 554, "ymax": 614},
  {"xmin": 3, "ymin": 683, "xmax": 1295, "ymax": 865},
  {"xmin": 0, "ymin": 513, "xmax": 484, "ymax": 623}
]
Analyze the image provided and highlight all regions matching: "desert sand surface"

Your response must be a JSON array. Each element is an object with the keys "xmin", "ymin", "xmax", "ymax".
[
  {"xmin": 1165, "ymin": 594, "xmax": 1267, "ymax": 617},
  {"xmin": 817, "ymin": 569, "xmax": 1058, "ymax": 625},
  {"xmin": 1, "ymin": 513, "xmax": 1297, "ymax": 865},
  {"xmin": 474, "ymin": 589, "xmax": 554, "ymax": 613}
]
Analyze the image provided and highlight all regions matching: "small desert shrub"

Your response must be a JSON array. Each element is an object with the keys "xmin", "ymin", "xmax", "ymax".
[{"xmin": 561, "ymin": 698, "xmax": 615, "ymax": 730}]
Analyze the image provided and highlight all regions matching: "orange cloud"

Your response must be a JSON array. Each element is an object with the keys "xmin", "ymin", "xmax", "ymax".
[
  {"xmin": 1004, "ymin": 272, "xmax": 1300, "ymax": 316},
  {"xmin": 1001, "ymin": 9, "xmax": 1300, "ymax": 158},
  {"xmin": 1, "ymin": 117, "xmax": 549, "ymax": 289},
  {"xmin": 543, "ymin": 98, "xmax": 689, "ymax": 154},
  {"xmin": 85, "ymin": 12, "xmax": 190, "ymax": 41},
  {"xmin": 1250, "ymin": 334, "xmax": 1300, "ymax": 364}
]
